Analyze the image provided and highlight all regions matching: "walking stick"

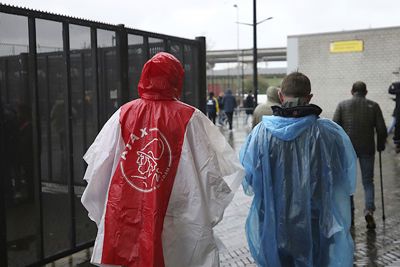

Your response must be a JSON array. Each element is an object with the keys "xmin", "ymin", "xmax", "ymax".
[{"xmin": 379, "ymin": 151, "xmax": 386, "ymax": 220}]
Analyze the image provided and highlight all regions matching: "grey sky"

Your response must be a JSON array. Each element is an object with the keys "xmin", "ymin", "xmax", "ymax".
[{"xmin": 2, "ymin": 0, "xmax": 400, "ymax": 50}]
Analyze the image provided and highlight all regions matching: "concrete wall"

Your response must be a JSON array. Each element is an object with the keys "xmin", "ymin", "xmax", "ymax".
[{"xmin": 287, "ymin": 27, "xmax": 400, "ymax": 123}]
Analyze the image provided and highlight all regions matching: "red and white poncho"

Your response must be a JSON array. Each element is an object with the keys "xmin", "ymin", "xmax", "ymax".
[{"xmin": 81, "ymin": 52, "xmax": 244, "ymax": 267}]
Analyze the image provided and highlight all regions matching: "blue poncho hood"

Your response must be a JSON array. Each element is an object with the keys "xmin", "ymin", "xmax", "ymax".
[
  {"xmin": 262, "ymin": 114, "xmax": 317, "ymax": 141},
  {"xmin": 239, "ymin": 115, "xmax": 357, "ymax": 267}
]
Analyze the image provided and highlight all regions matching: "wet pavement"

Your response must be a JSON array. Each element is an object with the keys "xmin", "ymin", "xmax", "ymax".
[{"xmin": 49, "ymin": 112, "xmax": 400, "ymax": 267}]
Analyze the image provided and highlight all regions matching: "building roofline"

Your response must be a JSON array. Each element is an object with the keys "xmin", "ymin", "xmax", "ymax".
[{"xmin": 287, "ymin": 25, "xmax": 400, "ymax": 38}]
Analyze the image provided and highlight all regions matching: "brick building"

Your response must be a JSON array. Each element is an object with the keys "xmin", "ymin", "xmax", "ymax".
[{"xmin": 287, "ymin": 26, "xmax": 400, "ymax": 123}]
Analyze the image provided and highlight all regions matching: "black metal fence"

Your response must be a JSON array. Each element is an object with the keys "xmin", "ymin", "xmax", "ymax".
[{"xmin": 0, "ymin": 4, "xmax": 206, "ymax": 266}]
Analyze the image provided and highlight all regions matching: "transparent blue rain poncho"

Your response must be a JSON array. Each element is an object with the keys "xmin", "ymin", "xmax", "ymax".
[{"xmin": 239, "ymin": 114, "xmax": 357, "ymax": 267}]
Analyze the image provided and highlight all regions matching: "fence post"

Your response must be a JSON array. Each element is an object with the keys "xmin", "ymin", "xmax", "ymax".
[
  {"xmin": 116, "ymin": 24, "xmax": 129, "ymax": 104},
  {"xmin": 0, "ymin": 103, "xmax": 7, "ymax": 267},
  {"xmin": 195, "ymin": 36, "xmax": 206, "ymax": 113},
  {"xmin": 28, "ymin": 15, "xmax": 45, "ymax": 261},
  {"xmin": 62, "ymin": 21, "xmax": 77, "ymax": 249}
]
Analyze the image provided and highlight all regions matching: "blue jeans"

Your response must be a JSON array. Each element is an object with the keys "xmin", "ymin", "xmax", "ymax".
[
  {"xmin": 358, "ymin": 154, "xmax": 376, "ymax": 212},
  {"xmin": 388, "ymin": 116, "xmax": 397, "ymax": 134}
]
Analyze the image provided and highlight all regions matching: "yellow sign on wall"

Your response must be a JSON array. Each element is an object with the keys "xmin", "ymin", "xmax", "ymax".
[{"xmin": 329, "ymin": 40, "xmax": 363, "ymax": 53}]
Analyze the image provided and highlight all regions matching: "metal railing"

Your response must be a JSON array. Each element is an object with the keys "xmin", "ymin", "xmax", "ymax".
[{"xmin": 0, "ymin": 4, "xmax": 206, "ymax": 266}]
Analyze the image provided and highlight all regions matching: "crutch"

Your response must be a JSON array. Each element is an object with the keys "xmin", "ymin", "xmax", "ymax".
[{"xmin": 379, "ymin": 151, "xmax": 386, "ymax": 220}]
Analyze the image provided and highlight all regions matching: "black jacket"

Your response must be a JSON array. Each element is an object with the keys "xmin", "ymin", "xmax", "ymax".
[
  {"xmin": 244, "ymin": 95, "xmax": 255, "ymax": 114},
  {"xmin": 333, "ymin": 93, "xmax": 387, "ymax": 155},
  {"xmin": 389, "ymin": 82, "xmax": 400, "ymax": 117}
]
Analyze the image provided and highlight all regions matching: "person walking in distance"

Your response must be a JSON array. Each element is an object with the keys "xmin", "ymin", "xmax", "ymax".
[
  {"xmin": 222, "ymin": 89, "xmax": 237, "ymax": 130},
  {"xmin": 333, "ymin": 81, "xmax": 387, "ymax": 230},
  {"xmin": 217, "ymin": 92, "xmax": 225, "ymax": 126},
  {"xmin": 206, "ymin": 91, "xmax": 219, "ymax": 124},
  {"xmin": 388, "ymin": 82, "xmax": 400, "ymax": 153},
  {"xmin": 244, "ymin": 90, "xmax": 255, "ymax": 126},
  {"xmin": 252, "ymin": 86, "xmax": 281, "ymax": 129},
  {"xmin": 240, "ymin": 72, "xmax": 357, "ymax": 266}
]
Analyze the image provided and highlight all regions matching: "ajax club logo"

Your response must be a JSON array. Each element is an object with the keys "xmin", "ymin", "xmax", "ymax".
[{"xmin": 120, "ymin": 127, "xmax": 172, "ymax": 193}]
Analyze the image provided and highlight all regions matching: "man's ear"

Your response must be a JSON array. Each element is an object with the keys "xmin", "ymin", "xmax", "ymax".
[
  {"xmin": 306, "ymin": 94, "xmax": 313, "ymax": 103},
  {"xmin": 278, "ymin": 91, "xmax": 285, "ymax": 103},
  {"xmin": 351, "ymin": 90, "xmax": 354, "ymax": 96},
  {"xmin": 365, "ymin": 90, "xmax": 368, "ymax": 95}
]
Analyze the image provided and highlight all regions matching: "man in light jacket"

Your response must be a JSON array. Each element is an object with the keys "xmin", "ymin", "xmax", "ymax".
[{"xmin": 252, "ymin": 86, "xmax": 281, "ymax": 128}]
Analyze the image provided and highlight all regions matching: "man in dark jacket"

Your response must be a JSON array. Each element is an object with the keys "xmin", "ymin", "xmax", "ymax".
[
  {"xmin": 222, "ymin": 89, "xmax": 237, "ymax": 130},
  {"xmin": 244, "ymin": 90, "xmax": 255, "ymax": 126},
  {"xmin": 388, "ymin": 82, "xmax": 400, "ymax": 153},
  {"xmin": 206, "ymin": 92, "xmax": 219, "ymax": 124},
  {"xmin": 333, "ymin": 81, "xmax": 387, "ymax": 230}
]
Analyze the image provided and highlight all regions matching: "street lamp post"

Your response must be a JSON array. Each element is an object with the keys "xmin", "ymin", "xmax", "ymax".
[
  {"xmin": 237, "ymin": 0, "xmax": 272, "ymax": 105},
  {"xmin": 233, "ymin": 4, "xmax": 241, "ymax": 105},
  {"xmin": 253, "ymin": 0, "xmax": 257, "ymax": 105}
]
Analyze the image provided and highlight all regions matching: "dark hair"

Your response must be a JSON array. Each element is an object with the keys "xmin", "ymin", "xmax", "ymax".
[
  {"xmin": 209, "ymin": 91, "xmax": 214, "ymax": 97},
  {"xmin": 352, "ymin": 81, "xmax": 367, "ymax": 94},
  {"xmin": 281, "ymin": 72, "xmax": 311, "ymax": 97}
]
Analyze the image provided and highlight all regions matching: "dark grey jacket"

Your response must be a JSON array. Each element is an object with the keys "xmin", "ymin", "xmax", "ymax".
[{"xmin": 333, "ymin": 93, "xmax": 387, "ymax": 155}]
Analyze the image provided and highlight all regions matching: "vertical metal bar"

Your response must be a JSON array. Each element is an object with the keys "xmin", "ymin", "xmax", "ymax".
[
  {"xmin": 144, "ymin": 36, "xmax": 150, "ymax": 61},
  {"xmin": 195, "ymin": 36, "xmax": 206, "ymax": 113},
  {"xmin": 90, "ymin": 27, "xmax": 100, "ymax": 132},
  {"xmin": 28, "ymin": 15, "xmax": 45, "ymax": 262},
  {"xmin": 44, "ymin": 55, "xmax": 53, "ymax": 182},
  {"xmin": 0, "ymin": 95, "xmax": 8, "ymax": 267},
  {"xmin": 164, "ymin": 39, "xmax": 170, "ymax": 53},
  {"xmin": 211, "ymin": 70, "xmax": 214, "ymax": 93},
  {"xmin": 62, "ymin": 21, "xmax": 76, "ymax": 249},
  {"xmin": 180, "ymin": 43, "xmax": 186, "ymax": 103},
  {"xmin": 0, "ymin": 60, "xmax": 4, "ymax": 102},
  {"xmin": 20, "ymin": 53, "xmax": 30, "ymax": 103},
  {"xmin": 99, "ymin": 50, "xmax": 106, "ymax": 123},
  {"xmin": 178, "ymin": 43, "xmax": 184, "ymax": 101},
  {"xmin": 241, "ymin": 49, "xmax": 245, "ymax": 96},
  {"xmin": 253, "ymin": 0, "xmax": 258, "ymax": 105},
  {"xmin": 80, "ymin": 52, "xmax": 87, "ymax": 151},
  {"xmin": 4, "ymin": 59, "xmax": 9, "ymax": 103},
  {"xmin": 116, "ymin": 24, "xmax": 129, "ymax": 104},
  {"xmin": 179, "ymin": 43, "xmax": 184, "ymax": 65}
]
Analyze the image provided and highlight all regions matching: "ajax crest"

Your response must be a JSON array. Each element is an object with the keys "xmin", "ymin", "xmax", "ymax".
[{"xmin": 120, "ymin": 128, "xmax": 172, "ymax": 192}]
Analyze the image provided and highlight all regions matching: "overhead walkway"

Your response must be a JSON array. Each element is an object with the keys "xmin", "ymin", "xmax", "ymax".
[{"xmin": 207, "ymin": 47, "xmax": 287, "ymax": 65}]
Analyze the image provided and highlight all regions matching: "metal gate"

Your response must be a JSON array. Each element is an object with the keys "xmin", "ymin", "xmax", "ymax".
[{"xmin": 0, "ymin": 4, "xmax": 206, "ymax": 266}]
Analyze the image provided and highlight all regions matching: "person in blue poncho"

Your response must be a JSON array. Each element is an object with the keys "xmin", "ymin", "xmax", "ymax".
[{"xmin": 239, "ymin": 72, "xmax": 357, "ymax": 267}]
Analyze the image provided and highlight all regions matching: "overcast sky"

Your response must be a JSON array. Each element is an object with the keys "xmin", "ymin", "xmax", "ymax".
[{"xmin": 2, "ymin": 0, "xmax": 400, "ymax": 51}]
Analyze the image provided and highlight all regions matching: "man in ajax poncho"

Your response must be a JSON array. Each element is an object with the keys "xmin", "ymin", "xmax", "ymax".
[
  {"xmin": 81, "ymin": 52, "xmax": 244, "ymax": 267},
  {"xmin": 239, "ymin": 72, "xmax": 357, "ymax": 267}
]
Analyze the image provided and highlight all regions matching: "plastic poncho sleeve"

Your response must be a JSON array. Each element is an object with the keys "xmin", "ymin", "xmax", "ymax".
[
  {"xmin": 81, "ymin": 109, "xmax": 124, "ymax": 225},
  {"xmin": 239, "ymin": 124, "xmax": 280, "ymax": 267},
  {"xmin": 239, "ymin": 124, "xmax": 265, "ymax": 196},
  {"xmin": 326, "ymin": 119, "xmax": 357, "ymax": 196},
  {"xmin": 161, "ymin": 110, "xmax": 245, "ymax": 267},
  {"xmin": 188, "ymin": 110, "xmax": 245, "ymax": 225}
]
